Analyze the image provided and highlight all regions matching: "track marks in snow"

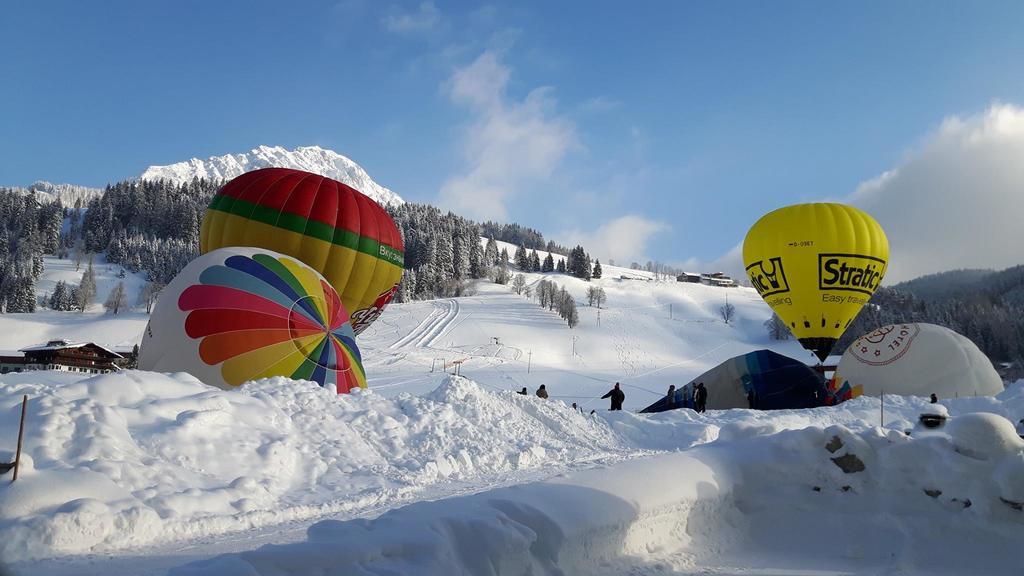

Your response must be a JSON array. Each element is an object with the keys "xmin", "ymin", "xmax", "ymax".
[{"xmin": 388, "ymin": 299, "xmax": 460, "ymax": 350}]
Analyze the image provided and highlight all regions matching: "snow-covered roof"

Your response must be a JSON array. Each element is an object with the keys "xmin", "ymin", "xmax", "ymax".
[{"xmin": 19, "ymin": 340, "xmax": 123, "ymax": 358}]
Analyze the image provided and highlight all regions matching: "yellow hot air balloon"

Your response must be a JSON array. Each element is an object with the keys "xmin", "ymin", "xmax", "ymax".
[{"xmin": 742, "ymin": 203, "xmax": 888, "ymax": 361}]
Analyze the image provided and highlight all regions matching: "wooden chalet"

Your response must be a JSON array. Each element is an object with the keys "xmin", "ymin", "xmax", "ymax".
[{"xmin": 0, "ymin": 340, "xmax": 123, "ymax": 375}]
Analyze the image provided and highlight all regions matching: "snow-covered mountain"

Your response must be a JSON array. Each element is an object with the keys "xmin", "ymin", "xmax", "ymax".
[{"xmin": 139, "ymin": 145, "xmax": 404, "ymax": 206}]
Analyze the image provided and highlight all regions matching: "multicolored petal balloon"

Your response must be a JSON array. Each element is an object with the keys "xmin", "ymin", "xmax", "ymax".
[
  {"xmin": 200, "ymin": 168, "xmax": 404, "ymax": 335},
  {"xmin": 139, "ymin": 247, "xmax": 366, "ymax": 393}
]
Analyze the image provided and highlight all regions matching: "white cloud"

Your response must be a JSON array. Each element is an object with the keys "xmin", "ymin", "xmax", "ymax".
[
  {"xmin": 383, "ymin": 2, "xmax": 441, "ymax": 33},
  {"xmin": 559, "ymin": 215, "xmax": 669, "ymax": 265},
  {"xmin": 438, "ymin": 51, "xmax": 578, "ymax": 221},
  {"xmin": 850, "ymin": 103, "xmax": 1024, "ymax": 283}
]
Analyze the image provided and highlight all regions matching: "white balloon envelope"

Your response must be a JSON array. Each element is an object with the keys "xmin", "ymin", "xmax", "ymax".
[
  {"xmin": 138, "ymin": 247, "xmax": 366, "ymax": 393},
  {"xmin": 832, "ymin": 322, "xmax": 1003, "ymax": 400}
]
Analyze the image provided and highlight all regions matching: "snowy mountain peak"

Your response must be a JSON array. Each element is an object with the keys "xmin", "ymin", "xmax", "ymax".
[{"xmin": 139, "ymin": 145, "xmax": 404, "ymax": 206}]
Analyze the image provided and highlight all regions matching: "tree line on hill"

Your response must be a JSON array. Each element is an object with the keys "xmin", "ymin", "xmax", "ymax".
[
  {"xmin": 1, "ymin": 177, "xmax": 600, "ymax": 316},
  {"xmin": 0, "ymin": 188, "xmax": 62, "ymax": 312}
]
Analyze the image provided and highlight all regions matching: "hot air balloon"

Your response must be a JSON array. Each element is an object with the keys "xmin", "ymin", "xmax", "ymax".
[
  {"xmin": 743, "ymin": 203, "xmax": 888, "ymax": 361},
  {"xmin": 200, "ymin": 168, "xmax": 404, "ymax": 335},
  {"xmin": 830, "ymin": 323, "xmax": 1003, "ymax": 401},
  {"xmin": 139, "ymin": 247, "xmax": 367, "ymax": 393}
]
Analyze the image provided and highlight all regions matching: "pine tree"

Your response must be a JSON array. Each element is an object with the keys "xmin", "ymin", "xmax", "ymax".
[
  {"xmin": 530, "ymin": 250, "xmax": 541, "ymax": 272},
  {"xmin": 592, "ymin": 259, "xmax": 602, "ymax": 279},
  {"xmin": 514, "ymin": 244, "xmax": 529, "ymax": 270},
  {"xmin": 484, "ymin": 237, "xmax": 499, "ymax": 266},
  {"xmin": 77, "ymin": 261, "xmax": 97, "ymax": 311},
  {"xmin": 556, "ymin": 258, "xmax": 566, "ymax": 273},
  {"xmin": 49, "ymin": 280, "xmax": 68, "ymax": 310},
  {"xmin": 542, "ymin": 253, "xmax": 554, "ymax": 273}
]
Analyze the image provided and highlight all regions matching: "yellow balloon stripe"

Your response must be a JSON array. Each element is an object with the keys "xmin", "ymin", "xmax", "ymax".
[
  {"xmin": 280, "ymin": 257, "xmax": 327, "ymax": 322},
  {"xmin": 220, "ymin": 333, "xmax": 326, "ymax": 385}
]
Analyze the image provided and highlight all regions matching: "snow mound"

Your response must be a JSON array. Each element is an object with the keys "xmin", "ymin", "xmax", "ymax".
[
  {"xmin": 0, "ymin": 372, "xmax": 638, "ymax": 561},
  {"xmin": 947, "ymin": 412, "xmax": 1024, "ymax": 460},
  {"xmin": 171, "ymin": 421, "xmax": 1024, "ymax": 576}
]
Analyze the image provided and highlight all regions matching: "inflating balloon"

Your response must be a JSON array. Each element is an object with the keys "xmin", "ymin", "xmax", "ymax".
[
  {"xmin": 743, "ymin": 203, "xmax": 888, "ymax": 361},
  {"xmin": 830, "ymin": 323, "xmax": 1003, "ymax": 402},
  {"xmin": 139, "ymin": 247, "xmax": 366, "ymax": 393},
  {"xmin": 200, "ymin": 168, "xmax": 404, "ymax": 335}
]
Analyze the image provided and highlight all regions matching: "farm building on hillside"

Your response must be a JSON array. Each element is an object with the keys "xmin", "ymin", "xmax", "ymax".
[
  {"xmin": 677, "ymin": 273, "xmax": 702, "ymax": 283},
  {"xmin": 700, "ymin": 272, "xmax": 737, "ymax": 287},
  {"xmin": 0, "ymin": 340, "xmax": 124, "ymax": 375}
]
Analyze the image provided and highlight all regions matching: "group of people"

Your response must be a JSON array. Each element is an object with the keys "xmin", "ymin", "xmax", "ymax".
[
  {"xmin": 664, "ymin": 382, "xmax": 708, "ymax": 412},
  {"xmin": 516, "ymin": 381, "xmax": 710, "ymax": 413}
]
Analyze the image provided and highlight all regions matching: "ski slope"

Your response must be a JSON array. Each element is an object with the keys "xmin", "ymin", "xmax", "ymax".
[{"xmin": 358, "ymin": 255, "xmax": 811, "ymax": 411}]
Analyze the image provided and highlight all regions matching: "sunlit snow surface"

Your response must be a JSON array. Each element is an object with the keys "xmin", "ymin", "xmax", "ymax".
[{"xmin": 2, "ymin": 256, "xmax": 1023, "ymax": 575}]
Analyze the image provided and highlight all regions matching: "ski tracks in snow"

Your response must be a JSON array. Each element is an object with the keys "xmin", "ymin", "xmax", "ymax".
[{"xmin": 389, "ymin": 299, "xmax": 461, "ymax": 350}]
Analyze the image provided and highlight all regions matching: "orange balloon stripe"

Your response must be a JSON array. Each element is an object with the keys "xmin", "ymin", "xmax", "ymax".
[{"xmin": 198, "ymin": 328, "xmax": 324, "ymax": 365}]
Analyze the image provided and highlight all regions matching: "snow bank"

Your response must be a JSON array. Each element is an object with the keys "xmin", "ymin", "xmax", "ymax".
[
  {"xmin": 170, "ymin": 452, "xmax": 737, "ymax": 576},
  {"xmin": 3, "ymin": 371, "xmax": 1024, "ymax": 572},
  {"xmin": 171, "ymin": 417, "xmax": 1024, "ymax": 576},
  {"xmin": 0, "ymin": 372, "xmax": 635, "ymax": 562}
]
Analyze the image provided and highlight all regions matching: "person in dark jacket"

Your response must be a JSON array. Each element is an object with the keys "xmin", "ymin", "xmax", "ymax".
[
  {"xmin": 930, "ymin": 393, "xmax": 938, "ymax": 404},
  {"xmin": 536, "ymin": 385, "xmax": 549, "ymax": 399},
  {"xmin": 517, "ymin": 387, "xmax": 528, "ymax": 395},
  {"xmin": 665, "ymin": 385, "xmax": 677, "ymax": 409},
  {"xmin": 602, "ymin": 382, "xmax": 626, "ymax": 411},
  {"xmin": 695, "ymin": 382, "xmax": 708, "ymax": 413}
]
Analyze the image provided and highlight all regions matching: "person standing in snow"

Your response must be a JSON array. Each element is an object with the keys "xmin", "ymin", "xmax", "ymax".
[
  {"xmin": 602, "ymin": 382, "xmax": 625, "ymax": 411},
  {"xmin": 696, "ymin": 382, "xmax": 708, "ymax": 413},
  {"xmin": 930, "ymin": 393, "xmax": 938, "ymax": 404},
  {"xmin": 536, "ymin": 384, "xmax": 549, "ymax": 399},
  {"xmin": 517, "ymin": 387, "xmax": 528, "ymax": 395},
  {"xmin": 665, "ymin": 385, "xmax": 677, "ymax": 409}
]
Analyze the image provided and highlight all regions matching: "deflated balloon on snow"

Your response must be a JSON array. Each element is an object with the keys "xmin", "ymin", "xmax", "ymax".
[
  {"xmin": 200, "ymin": 167, "xmax": 404, "ymax": 335},
  {"xmin": 139, "ymin": 247, "xmax": 366, "ymax": 393},
  {"xmin": 743, "ymin": 203, "xmax": 888, "ymax": 361},
  {"xmin": 830, "ymin": 322, "xmax": 1003, "ymax": 402}
]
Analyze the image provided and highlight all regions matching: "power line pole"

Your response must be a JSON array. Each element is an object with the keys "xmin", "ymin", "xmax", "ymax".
[{"xmin": 528, "ymin": 350, "xmax": 532, "ymax": 373}]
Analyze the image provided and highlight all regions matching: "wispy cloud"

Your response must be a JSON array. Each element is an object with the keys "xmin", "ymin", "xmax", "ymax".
[
  {"xmin": 383, "ymin": 1, "xmax": 441, "ymax": 34},
  {"xmin": 850, "ymin": 103, "xmax": 1024, "ymax": 282},
  {"xmin": 559, "ymin": 215, "xmax": 669, "ymax": 265},
  {"xmin": 438, "ymin": 51, "xmax": 578, "ymax": 221},
  {"xmin": 576, "ymin": 96, "xmax": 620, "ymax": 114}
]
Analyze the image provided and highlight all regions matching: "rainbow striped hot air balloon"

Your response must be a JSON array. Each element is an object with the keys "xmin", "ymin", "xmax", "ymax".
[
  {"xmin": 200, "ymin": 168, "xmax": 404, "ymax": 335},
  {"xmin": 139, "ymin": 247, "xmax": 366, "ymax": 393}
]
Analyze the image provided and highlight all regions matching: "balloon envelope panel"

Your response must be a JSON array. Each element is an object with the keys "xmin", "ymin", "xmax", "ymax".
[
  {"xmin": 640, "ymin": 350, "xmax": 826, "ymax": 413},
  {"xmin": 742, "ymin": 203, "xmax": 889, "ymax": 361},
  {"xmin": 139, "ymin": 247, "xmax": 366, "ymax": 393},
  {"xmin": 832, "ymin": 323, "xmax": 1003, "ymax": 400},
  {"xmin": 200, "ymin": 168, "xmax": 404, "ymax": 335}
]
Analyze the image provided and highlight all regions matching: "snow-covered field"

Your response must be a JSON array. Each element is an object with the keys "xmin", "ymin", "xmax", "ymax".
[{"xmin": 1, "ymin": 256, "xmax": 1023, "ymax": 574}]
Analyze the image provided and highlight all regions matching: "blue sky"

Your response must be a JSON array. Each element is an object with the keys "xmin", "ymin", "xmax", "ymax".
[{"xmin": 4, "ymin": 1, "xmax": 1024, "ymax": 278}]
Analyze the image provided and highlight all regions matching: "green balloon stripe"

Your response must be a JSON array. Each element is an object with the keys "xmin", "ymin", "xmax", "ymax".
[{"xmin": 209, "ymin": 195, "xmax": 404, "ymax": 267}]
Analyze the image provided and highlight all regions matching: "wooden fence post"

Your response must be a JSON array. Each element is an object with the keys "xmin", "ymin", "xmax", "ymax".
[{"xmin": 12, "ymin": 394, "xmax": 27, "ymax": 482}]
